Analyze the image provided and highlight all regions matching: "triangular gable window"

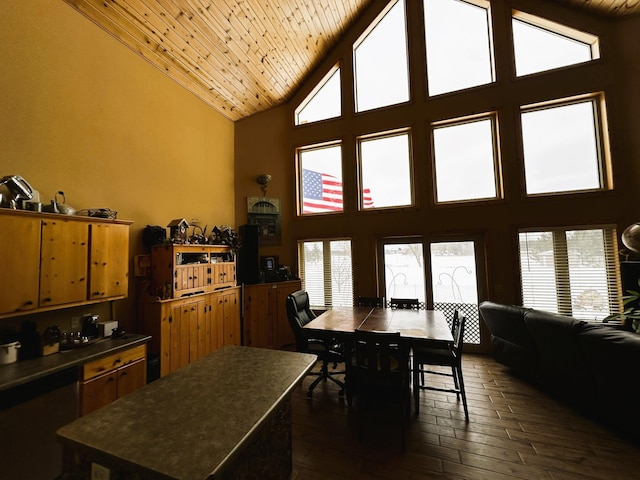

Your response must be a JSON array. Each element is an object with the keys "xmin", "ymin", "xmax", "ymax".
[
  {"xmin": 295, "ymin": 66, "xmax": 341, "ymax": 126},
  {"xmin": 513, "ymin": 11, "xmax": 599, "ymax": 77},
  {"xmin": 353, "ymin": 0, "xmax": 409, "ymax": 113}
]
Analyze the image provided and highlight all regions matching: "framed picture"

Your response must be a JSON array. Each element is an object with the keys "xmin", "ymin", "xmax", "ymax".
[{"xmin": 247, "ymin": 196, "xmax": 281, "ymax": 245}]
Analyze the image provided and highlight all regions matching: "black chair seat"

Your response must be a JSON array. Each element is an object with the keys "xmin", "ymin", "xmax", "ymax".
[
  {"xmin": 286, "ymin": 290, "xmax": 346, "ymax": 398},
  {"xmin": 413, "ymin": 315, "xmax": 469, "ymax": 421}
]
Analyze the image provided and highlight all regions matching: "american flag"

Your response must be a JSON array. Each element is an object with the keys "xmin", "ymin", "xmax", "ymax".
[{"xmin": 302, "ymin": 169, "xmax": 373, "ymax": 213}]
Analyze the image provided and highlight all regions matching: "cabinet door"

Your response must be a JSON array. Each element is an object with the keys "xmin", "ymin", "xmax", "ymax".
[
  {"xmin": 89, "ymin": 223, "xmax": 129, "ymax": 300},
  {"xmin": 209, "ymin": 293, "xmax": 225, "ymax": 352},
  {"xmin": 0, "ymin": 215, "xmax": 40, "ymax": 314},
  {"xmin": 81, "ymin": 371, "xmax": 118, "ymax": 416},
  {"xmin": 243, "ymin": 285, "xmax": 272, "ymax": 348},
  {"xmin": 40, "ymin": 219, "xmax": 88, "ymax": 307},
  {"xmin": 222, "ymin": 290, "xmax": 241, "ymax": 346},
  {"xmin": 186, "ymin": 298, "xmax": 206, "ymax": 363},
  {"xmin": 274, "ymin": 281, "xmax": 302, "ymax": 348},
  {"xmin": 117, "ymin": 358, "xmax": 147, "ymax": 398},
  {"xmin": 169, "ymin": 303, "xmax": 188, "ymax": 373}
]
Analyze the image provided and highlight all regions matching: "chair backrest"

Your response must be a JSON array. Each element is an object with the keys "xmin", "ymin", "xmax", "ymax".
[
  {"xmin": 451, "ymin": 309, "xmax": 460, "ymax": 334},
  {"xmin": 286, "ymin": 290, "xmax": 317, "ymax": 351},
  {"xmin": 451, "ymin": 315, "xmax": 467, "ymax": 359},
  {"xmin": 357, "ymin": 296, "xmax": 385, "ymax": 307},
  {"xmin": 352, "ymin": 330, "xmax": 409, "ymax": 381},
  {"xmin": 390, "ymin": 298, "xmax": 419, "ymax": 310}
]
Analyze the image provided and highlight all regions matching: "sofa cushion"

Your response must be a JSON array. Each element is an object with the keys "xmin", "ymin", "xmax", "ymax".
[
  {"xmin": 479, "ymin": 301, "xmax": 537, "ymax": 377},
  {"xmin": 523, "ymin": 310, "xmax": 597, "ymax": 412},
  {"xmin": 576, "ymin": 325, "xmax": 640, "ymax": 437}
]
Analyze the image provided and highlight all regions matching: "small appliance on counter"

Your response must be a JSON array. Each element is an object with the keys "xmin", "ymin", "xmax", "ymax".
[
  {"xmin": 81, "ymin": 314, "xmax": 100, "ymax": 340},
  {"xmin": 41, "ymin": 325, "xmax": 61, "ymax": 356},
  {"xmin": 98, "ymin": 320, "xmax": 119, "ymax": 338}
]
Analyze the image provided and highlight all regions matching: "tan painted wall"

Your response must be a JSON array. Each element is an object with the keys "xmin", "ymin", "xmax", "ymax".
[{"xmin": 0, "ymin": 0, "xmax": 235, "ymax": 331}]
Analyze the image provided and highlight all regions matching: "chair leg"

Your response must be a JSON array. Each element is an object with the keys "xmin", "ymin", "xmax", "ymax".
[
  {"xmin": 412, "ymin": 363, "xmax": 420, "ymax": 415},
  {"xmin": 451, "ymin": 365, "xmax": 460, "ymax": 399},
  {"xmin": 455, "ymin": 366, "xmax": 469, "ymax": 422}
]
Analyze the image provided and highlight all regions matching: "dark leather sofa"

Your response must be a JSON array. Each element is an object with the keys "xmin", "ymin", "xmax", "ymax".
[{"xmin": 479, "ymin": 300, "xmax": 640, "ymax": 441}]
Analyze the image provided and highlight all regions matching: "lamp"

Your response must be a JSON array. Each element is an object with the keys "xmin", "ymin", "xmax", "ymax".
[{"xmin": 256, "ymin": 174, "xmax": 272, "ymax": 196}]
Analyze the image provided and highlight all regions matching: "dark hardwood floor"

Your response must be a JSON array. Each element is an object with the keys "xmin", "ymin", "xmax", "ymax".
[{"xmin": 290, "ymin": 353, "xmax": 640, "ymax": 479}]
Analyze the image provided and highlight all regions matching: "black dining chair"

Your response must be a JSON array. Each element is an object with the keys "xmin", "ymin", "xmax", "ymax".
[
  {"xmin": 412, "ymin": 315, "xmax": 469, "ymax": 421},
  {"xmin": 351, "ymin": 329, "xmax": 411, "ymax": 451},
  {"xmin": 286, "ymin": 290, "xmax": 346, "ymax": 398},
  {"xmin": 357, "ymin": 296, "xmax": 385, "ymax": 307},
  {"xmin": 390, "ymin": 297, "xmax": 420, "ymax": 309}
]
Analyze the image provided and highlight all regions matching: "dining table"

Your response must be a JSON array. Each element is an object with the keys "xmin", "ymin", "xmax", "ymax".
[
  {"xmin": 303, "ymin": 306, "xmax": 454, "ymax": 406},
  {"xmin": 304, "ymin": 306, "xmax": 453, "ymax": 345}
]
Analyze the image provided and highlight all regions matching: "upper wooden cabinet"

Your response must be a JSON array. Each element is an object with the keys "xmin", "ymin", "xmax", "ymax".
[
  {"xmin": 40, "ymin": 219, "xmax": 89, "ymax": 307},
  {"xmin": 0, "ymin": 215, "xmax": 41, "ymax": 314},
  {"xmin": 0, "ymin": 209, "xmax": 132, "ymax": 318},
  {"xmin": 150, "ymin": 244, "xmax": 236, "ymax": 300},
  {"xmin": 89, "ymin": 223, "xmax": 129, "ymax": 300}
]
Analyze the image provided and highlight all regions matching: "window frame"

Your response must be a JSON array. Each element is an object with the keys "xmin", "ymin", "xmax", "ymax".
[
  {"xmin": 511, "ymin": 10, "xmax": 600, "ymax": 78},
  {"xmin": 519, "ymin": 93, "xmax": 611, "ymax": 197},
  {"xmin": 356, "ymin": 128, "xmax": 415, "ymax": 211},
  {"xmin": 518, "ymin": 225, "xmax": 622, "ymax": 320},
  {"xmin": 298, "ymin": 238, "xmax": 354, "ymax": 308},
  {"xmin": 431, "ymin": 112, "xmax": 502, "ymax": 205},
  {"xmin": 296, "ymin": 141, "xmax": 344, "ymax": 216}
]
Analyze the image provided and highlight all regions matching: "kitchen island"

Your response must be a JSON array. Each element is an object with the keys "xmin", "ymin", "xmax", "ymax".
[{"xmin": 57, "ymin": 345, "xmax": 317, "ymax": 479}]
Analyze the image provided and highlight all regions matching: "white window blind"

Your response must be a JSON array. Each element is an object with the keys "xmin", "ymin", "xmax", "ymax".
[
  {"xmin": 298, "ymin": 239, "xmax": 353, "ymax": 307},
  {"xmin": 518, "ymin": 226, "xmax": 621, "ymax": 320}
]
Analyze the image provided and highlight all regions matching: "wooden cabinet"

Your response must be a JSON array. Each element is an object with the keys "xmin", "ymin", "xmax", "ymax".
[
  {"xmin": 89, "ymin": 222, "xmax": 129, "ymax": 300},
  {"xmin": 139, "ymin": 287, "xmax": 241, "ymax": 377},
  {"xmin": 150, "ymin": 244, "xmax": 236, "ymax": 299},
  {"xmin": 242, "ymin": 280, "xmax": 301, "ymax": 349},
  {"xmin": 80, "ymin": 344, "xmax": 147, "ymax": 416},
  {"xmin": 0, "ymin": 210, "xmax": 131, "ymax": 319},
  {"xmin": 39, "ymin": 219, "xmax": 89, "ymax": 307},
  {"xmin": 0, "ymin": 215, "xmax": 40, "ymax": 314}
]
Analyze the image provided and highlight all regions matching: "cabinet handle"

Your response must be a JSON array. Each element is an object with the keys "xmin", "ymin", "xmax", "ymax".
[{"xmin": 42, "ymin": 297, "xmax": 52, "ymax": 303}]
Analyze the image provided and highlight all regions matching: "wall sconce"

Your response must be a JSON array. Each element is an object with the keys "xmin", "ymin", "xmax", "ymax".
[{"xmin": 256, "ymin": 174, "xmax": 272, "ymax": 196}]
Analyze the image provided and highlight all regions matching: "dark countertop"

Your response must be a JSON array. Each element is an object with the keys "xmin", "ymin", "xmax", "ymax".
[
  {"xmin": 0, "ymin": 334, "xmax": 151, "ymax": 392},
  {"xmin": 57, "ymin": 345, "xmax": 317, "ymax": 480}
]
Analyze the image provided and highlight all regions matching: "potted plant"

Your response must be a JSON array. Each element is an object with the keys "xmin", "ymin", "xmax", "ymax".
[{"xmin": 604, "ymin": 280, "xmax": 640, "ymax": 333}]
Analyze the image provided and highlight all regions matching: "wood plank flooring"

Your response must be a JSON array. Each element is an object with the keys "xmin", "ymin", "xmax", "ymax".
[{"xmin": 289, "ymin": 353, "xmax": 640, "ymax": 479}]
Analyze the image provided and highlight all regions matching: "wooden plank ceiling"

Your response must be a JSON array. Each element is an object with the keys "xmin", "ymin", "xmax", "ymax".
[{"xmin": 63, "ymin": 0, "xmax": 639, "ymax": 122}]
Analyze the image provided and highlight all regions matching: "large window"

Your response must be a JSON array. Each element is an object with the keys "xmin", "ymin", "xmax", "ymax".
[
  {"xmin": 298, "ymin": 143, "xmax": 343, "ymax": 214},
  {"xmin": 299, "ymin": 239, "xmax": 353, "ymax": 307},
  {"xmin": 521, "ymin": 97, "xmax": 605, "ymax": 195},
  {"xmin": 358, "ymin": 130, "xmax": 413, "ymax": 209},
  {"xmin": 424, "ymin": 0, "xmax": 494, "ymax": 96},
  {"xmin": 353, "ymin": 0, "xmax": 409, "ymax": 112},
  {"xmin": 512, "ymin": 11, "xmax": 599, "ymax": 77},
  {"xmin": 295, "ymin": 66, "xmax": 341, "ymax": 125},
  {"xmin": 382, "ymin": 238, "xmax": 482, "ymax": 344},
  {"xmin": 519, "ymin": 227, "xmax": 621, "ymax": 320},
  {"xmin": 432, "ymin": 115, "xmax": 499, "ymax": 203}
]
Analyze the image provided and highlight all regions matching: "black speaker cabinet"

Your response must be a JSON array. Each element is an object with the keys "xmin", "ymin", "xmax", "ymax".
[{"xmin": 238, "ymin": 224, "xmax": 260, "ymax": 284}]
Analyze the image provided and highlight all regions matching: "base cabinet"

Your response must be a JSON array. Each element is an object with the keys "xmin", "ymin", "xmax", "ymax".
[
  {"xmin": 242, "ymin": 280, "xmax": 301, "ymax": 349},
  {"xmin": 139, "ymin": 287, "xmax": 241, "ymax": 377},
  {"xmin": 80, "ymin": 345, "xmax": 147, "ymax": 416}
]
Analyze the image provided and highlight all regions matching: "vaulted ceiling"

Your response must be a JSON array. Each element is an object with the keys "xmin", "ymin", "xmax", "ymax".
[{"xmin": 63, "ymin": 0, "xmax": 640, "ymax": 121}]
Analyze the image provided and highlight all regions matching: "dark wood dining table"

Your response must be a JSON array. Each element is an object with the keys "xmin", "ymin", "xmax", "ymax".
[
  {"xmin": 303, "ymin": 306, "xmax": 454, "ymax": 407},
  {"xmin": 304, "ymin": 306, "xmax": 453, "ymax": 345}
]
